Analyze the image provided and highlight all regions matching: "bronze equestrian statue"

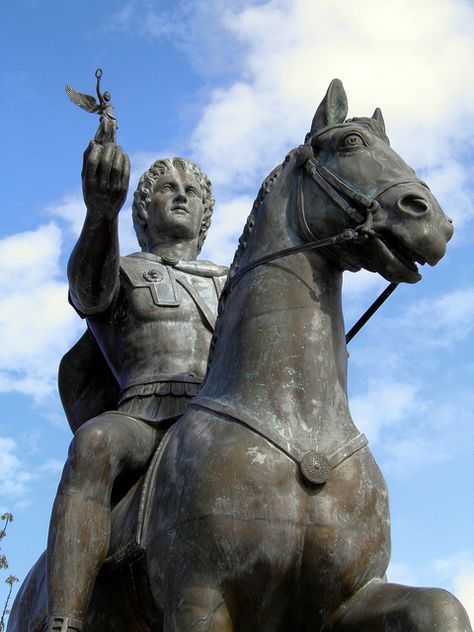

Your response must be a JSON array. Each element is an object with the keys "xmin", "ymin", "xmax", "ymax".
[{"xmin": 8, "ymin": 79, "xmax": 472, "ymax": 631}]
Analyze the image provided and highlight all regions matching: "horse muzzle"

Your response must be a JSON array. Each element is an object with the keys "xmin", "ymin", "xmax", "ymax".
[{"xmin": 370, "ymin": 182, "xmax": 454, "ymax": 268}]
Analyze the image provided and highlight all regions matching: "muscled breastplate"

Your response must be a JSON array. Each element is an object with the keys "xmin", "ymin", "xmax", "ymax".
[{"xmin": 87, "ymin": 254, "xmax": 227, "ymax": 392}]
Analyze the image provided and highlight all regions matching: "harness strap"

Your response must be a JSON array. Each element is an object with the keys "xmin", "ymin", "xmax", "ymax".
[
  {"xmin": 224, "ymin": 228, "xmax": 359, "ymax": 295},
  {"xmin": 191, "ymin": 397, "xmax": 368, "ymax": 485},
  {"xmin": 307, "ymin": 161, "xmax": 366, "ymax": 224},
  {"xmin": 345, "ymin": 281, "xmax": 399, "ymax": 343}
]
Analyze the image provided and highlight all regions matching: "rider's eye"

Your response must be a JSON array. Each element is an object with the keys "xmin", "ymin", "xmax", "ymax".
[
  {"xmin": 186, "ymin": 187, "xmax": 198, "ymax": 196},
  {"xmin": 159, "ymin": 184, "xmax": 174, "ymax": 192},
  {"xmin": 341, "ymin": 133, "xmax": 366, "ymax": 148}
]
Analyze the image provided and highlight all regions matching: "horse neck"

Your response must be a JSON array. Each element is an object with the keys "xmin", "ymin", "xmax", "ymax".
[{"xmin": 202, "ymin": 166, "xmax": 356, "ymax": 445}]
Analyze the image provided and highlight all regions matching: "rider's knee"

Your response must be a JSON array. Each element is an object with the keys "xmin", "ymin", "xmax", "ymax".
[{"xmin": 64, "ymin": 419, "xmax": 116, "ymax": 481}]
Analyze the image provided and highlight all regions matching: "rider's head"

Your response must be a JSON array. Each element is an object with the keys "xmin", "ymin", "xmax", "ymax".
[{"xmin": 132, "ymin": 157, "xmax": 214, "ymax": 255}]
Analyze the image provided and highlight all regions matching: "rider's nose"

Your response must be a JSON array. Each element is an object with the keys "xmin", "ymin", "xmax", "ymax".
[
  {"xmin": 397, "ymin": 193, "xmax": 430, "ymax": 216},
  {"xmin": 174, "ymin": 192, "xmax": 187, "ymax": 203}
]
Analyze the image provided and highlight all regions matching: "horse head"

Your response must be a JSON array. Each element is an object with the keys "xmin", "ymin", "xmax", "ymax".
[{"xmin": 294, "ymin": 79, "xmax": 453, "ymax": 283}]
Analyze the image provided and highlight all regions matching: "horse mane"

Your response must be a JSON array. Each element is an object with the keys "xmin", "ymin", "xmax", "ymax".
[{"xmin": 205, "ymin": 151, "xmax": 294, "ymax": 374}]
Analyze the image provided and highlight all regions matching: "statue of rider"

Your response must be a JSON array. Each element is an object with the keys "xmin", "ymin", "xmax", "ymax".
[{"xmin": 45, "ymin": 140, "xmax": 227, "ymax": 632}]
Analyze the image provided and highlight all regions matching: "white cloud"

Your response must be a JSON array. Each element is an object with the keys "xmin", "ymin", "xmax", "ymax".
[
  {"xmin": 47, "ymin": 192, "xmax": 85, "ymax": 237},
  {"xmin": 189, "ymin": 0, "xmax": 474, "ymax": 227},
  {"xmin": 0, "ymin": 224, "xmax": 63, "ymax": 294},
  {"xmin": 0, "ymin": 224, "xmax": 81, "ymax": 400},
  {"xmin": 382, "ymin": 435, "xmax": 448, "ymax": 476},
  {"xmin": 393, "ymin": 288, "xmax": 474, "ymax": 348},
  {"xmin": 350, "ymin": 378, "xmax": 420, "ymax": 443},
  {"xmin": 106, "ymin": 0, "xmax": 172, "ymax": 39},
  {"xmin": 39, "ymin": 459, "xmax": 64, "ymax": 475},
  {"xmin": 456, "ymin": 572, "xmax": 474, "ymax": 626},
  {"xmin": 433, "ymin": 554, "xmax": 474, "ymax": 624},
  {"xmin": 388, "ymin": 561, "xmax": 418, "ymax": 586},
  {"xmin": 100, "ymin": 0, "xmax": 474, "ymax": 266},
  {"xmin": 0, "ymin": 436, "xmax": 33, "ymax": 499},
  {"xmin": 342, "ymin": 270, "xmax": 389, "ymax": 325},
  {"xmin": 201, "ymin": 195, "xmax": 254, "ymax": 266},
  {"xmin": 0, "ymin": 437, "xmax": 65, "ymax": 510},
  {"xmin": 421, "ymin": 161, "xmax": 474, "ymax": 229}
]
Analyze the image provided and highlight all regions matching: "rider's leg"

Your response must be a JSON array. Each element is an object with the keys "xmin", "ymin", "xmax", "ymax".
[
  {"xmin": 46, "ymin": 412, "xmax": 158, "ymax": 631},
  {"xmin": 331, "ymin": 579, "xmax": 472, "ymax": 632}
]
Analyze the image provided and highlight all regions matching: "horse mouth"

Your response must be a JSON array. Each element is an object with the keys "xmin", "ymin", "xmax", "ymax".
[{"xmin": 370, "ymin": 232, "xmax": 423, "ymax": 282}]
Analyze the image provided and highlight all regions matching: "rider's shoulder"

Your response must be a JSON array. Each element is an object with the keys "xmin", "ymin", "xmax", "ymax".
[{"xmin": 120, "ymin": 253, "xmax": 229, "ymax": 278}]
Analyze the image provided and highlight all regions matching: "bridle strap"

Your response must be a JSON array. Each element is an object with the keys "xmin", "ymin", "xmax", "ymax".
[
  {"xmin": 345, "ymin": 281, "xmax": 398, "ymax": 344},
  {"xmin": 221, "ymin": 154, "xmax": 412, "ymax": 341},
  {"xmin": 304, "ymin": 156, "xmax": 427, "ymax": 226},
  {"xmin": 296, "ymin": 159, "xmax": 366, "ymax": 272},
  {"xmin": 223, "ymin": 227, "xmax": 359, "ymax": 295},
  {"xmin": 306, "ymin": 162, "xmax": 367, "ymax": 224}
]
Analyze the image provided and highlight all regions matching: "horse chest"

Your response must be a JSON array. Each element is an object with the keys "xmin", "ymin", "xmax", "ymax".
[{"xmin": 156, "ymin": 414, "xmax": 389, "ymax": 584}]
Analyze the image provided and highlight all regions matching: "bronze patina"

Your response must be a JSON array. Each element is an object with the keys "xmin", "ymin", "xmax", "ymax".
[{"xmin": 8, "ymin": 79, "xmax": 472, "ymax": 632}]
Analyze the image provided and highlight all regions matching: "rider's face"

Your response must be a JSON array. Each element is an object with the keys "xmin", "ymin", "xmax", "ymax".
[{"xmin": 147, "ymin": 168, "xmax": 204, "ymax": 246}]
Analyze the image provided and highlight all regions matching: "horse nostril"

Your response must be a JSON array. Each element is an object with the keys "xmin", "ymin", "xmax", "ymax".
[{"xmin": 398, "ymin": 194, "xmax": 429, "ymax": 215}]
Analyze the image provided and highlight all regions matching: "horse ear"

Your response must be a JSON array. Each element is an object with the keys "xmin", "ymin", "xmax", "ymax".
[
  {"xmin": 309, "ymin": 79, "xmax": 348, "ymax": 136},
  {"xmin": 372, "ymin": 107, "xmax": 386, "ymax": 135}
]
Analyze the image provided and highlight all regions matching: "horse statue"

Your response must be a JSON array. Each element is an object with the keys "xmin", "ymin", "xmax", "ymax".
[{"xmin": 9, "ymin": 79, "xmax": 471, "ymax": 632}]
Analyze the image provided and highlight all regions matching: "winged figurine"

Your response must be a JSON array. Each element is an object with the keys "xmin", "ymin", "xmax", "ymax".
[{"xmin": 65, "ymin": 68, "xmax": 117, "ymax": 144}]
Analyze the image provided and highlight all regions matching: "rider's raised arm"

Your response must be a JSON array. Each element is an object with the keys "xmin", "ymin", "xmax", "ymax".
[{"xmin": 68, "ymin": 142, "xmax": 130, "ymax": 315}]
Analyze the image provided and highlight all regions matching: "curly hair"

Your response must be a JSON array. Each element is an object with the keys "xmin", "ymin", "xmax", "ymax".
[{"xmin": 132, "ymin": 157, "xmax": 214, "ymax": 255}]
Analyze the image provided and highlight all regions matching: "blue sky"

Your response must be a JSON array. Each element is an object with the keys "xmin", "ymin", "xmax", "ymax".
[{"xmin": 1, "ymin": 0, "xmax": 473, "ymax": 622}]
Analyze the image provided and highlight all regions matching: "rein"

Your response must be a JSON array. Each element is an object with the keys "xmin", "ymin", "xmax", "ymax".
[{"xmin": 222, "ymin": 150, "xmax": 414, "ymax": 342}]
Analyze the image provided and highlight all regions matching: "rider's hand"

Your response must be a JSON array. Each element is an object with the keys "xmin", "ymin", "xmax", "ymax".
[{"xmin": 82, "ymin": 141, "xmax": 130, "ymax": 219}]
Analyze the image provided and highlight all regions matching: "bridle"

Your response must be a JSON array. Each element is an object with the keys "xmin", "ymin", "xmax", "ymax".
[{"xmin": 222, "ymin": 138, "xmax": 427, "ymax": 342}]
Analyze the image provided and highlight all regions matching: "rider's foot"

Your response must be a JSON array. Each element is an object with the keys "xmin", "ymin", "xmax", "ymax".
[{"xmin": 46, "ymin": 616, "xmax": 83, "ymax": 632}]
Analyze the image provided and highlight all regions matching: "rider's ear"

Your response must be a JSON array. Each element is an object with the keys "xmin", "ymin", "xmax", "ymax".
[
  {"xmin": 372, "ymin": 107, "xmax": 386, "ymax": 136},
  {"xmin": 309, "ymin": 79, "xmax": 348, "ymax": 136}
]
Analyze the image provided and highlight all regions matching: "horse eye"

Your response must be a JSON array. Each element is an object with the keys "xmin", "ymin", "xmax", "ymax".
[{"xmin": 342, "ymin": 133, "xmax": 365, "ymax": 148}]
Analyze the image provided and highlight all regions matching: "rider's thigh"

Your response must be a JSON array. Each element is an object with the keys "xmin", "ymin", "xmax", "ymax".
[{"xmin": 65, "ymin": 412, "xmax": 157, "ymax": 484}]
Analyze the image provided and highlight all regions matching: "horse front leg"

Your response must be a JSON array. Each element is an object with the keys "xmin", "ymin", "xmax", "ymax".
[
  {"xmin": 331, "ymin": 579, "xmax": 472, "ymax": 632},
  {"xmin": 163, "ymin": 585, "xmax": 233, "ymax": 632}
]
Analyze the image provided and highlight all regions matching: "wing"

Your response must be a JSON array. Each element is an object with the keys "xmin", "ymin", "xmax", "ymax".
[{"xmin": 65, "ymin": 84, "xmax": 100, "ymax": 113}]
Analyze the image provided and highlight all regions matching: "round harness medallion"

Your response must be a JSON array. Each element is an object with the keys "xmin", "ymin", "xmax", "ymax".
[{"xmin": 300, "ymin": 451, "xmax": 330, "ymax": 484}]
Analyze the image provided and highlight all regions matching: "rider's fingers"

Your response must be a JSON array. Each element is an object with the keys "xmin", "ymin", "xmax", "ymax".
[
  {"xmin": 110, "ymin": 145, "xmax": 124, "ymax": 194},
  {"xmin": 83, "ymin": 142, "xmax": 102, "ymax": 188},
  {"xmin": 81, "ymin": 141, "xmax": 96, "ymax": 179},
  {"xmin": 98, "ymin": 143, "xmax": 115, "ymax": 191},
  {"xmin": 121, "ymin": 152, "xmax": 131, "ymax": 192}
]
